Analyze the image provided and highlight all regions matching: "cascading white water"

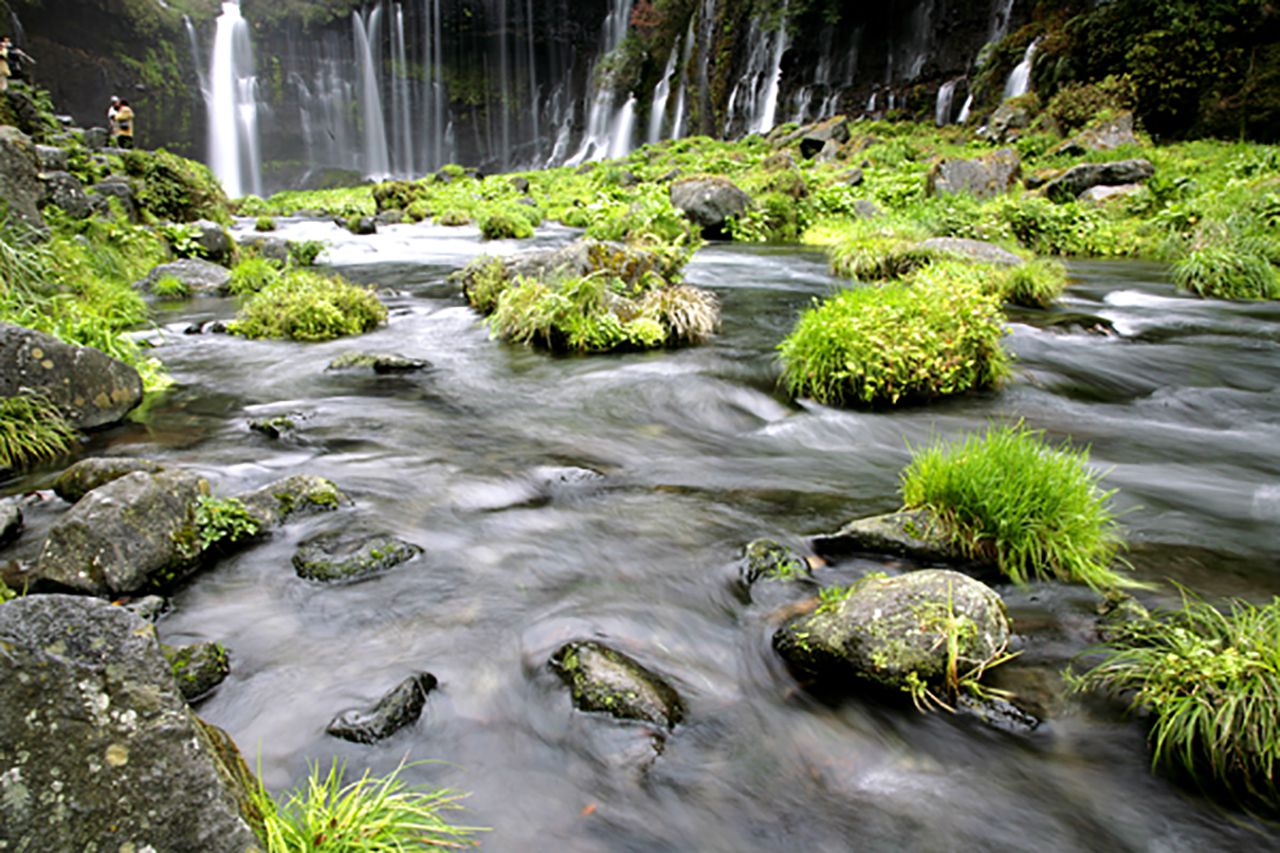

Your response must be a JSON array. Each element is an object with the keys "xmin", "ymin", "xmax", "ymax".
[
  {"xmin": 957, "ymin": 92, "xmax": 974, "ymax": 123},
  {"xmin": 669, "ymin": 17, "xmax": 696, "ymax": 139},
  {"xmin": 1003, "ymin": 37, "xmax": 1040, "ymax": 100},
  {"xmin": 935, "ymin": 78, "xmax": 960, "ymax": 126},
  {"xmin": 989, "ymin": 0, "xmax": 1017, "ymax": 42},
  {"xmin": 647, "ymin": 48, "xmax": 678, "ymax": 144},
  {"xmin": 392, "ymin": 4, "xmax": 414, "ymax": 177},
  {"xmin": 611, "ymin": 95, "xmax": 637, "ymax": 158},
  {"xmin": 353, "ymin": 8, "xmax": 391, "ymax": 179},
  {"xmin": 208, "ymin": 1, "xmax": 261, "ymax": 198},
  {"xmin": 566, "ymin": 0, "xmax": 634, "ymax": 165},
  {"xmin": 725, "ymin": 4, "xmax": 789, "ymax": 135}
]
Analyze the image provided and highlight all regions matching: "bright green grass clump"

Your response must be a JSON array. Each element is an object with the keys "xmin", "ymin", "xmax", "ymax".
[
  {"xmin": 0, "ymin": 392, "xmax": 78, "ymax": 469},
  {"xmin": 229, "ymin": 269, "xmax": 387, "ymax": 342},
  {"xmin": 1071, "ymin": 591, "xmax": 1280, "ymax": 809},
  {"xmin": 228, "ymin": 256, "xmax": 283, "ymax": 296},
  {"xmin": 250, "ymin": 759, "xmax": 482, "ymax": 851},
  {"xmin": 1172, "ymin": 245, "xmax": 1280, "ymax": 300},
  {"xmin": 778, "ymin": 273, "xmax": 1009, "ymax": 406},
  {"xmin": 900, "ymin": 422, "xmax": 1132, "ymax": 590},
  {"xmin": 995, "ymin": 257, "xmax": 1068, "ymax": 308}
]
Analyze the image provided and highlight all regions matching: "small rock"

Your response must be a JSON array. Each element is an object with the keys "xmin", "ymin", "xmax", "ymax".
[
  {"xmin": 123, "ymin": 594, "xmax": 170, "ymax": 622},
  {"xmin": 39, "ymin": 170, "xmax": 92, "ymax": 219},
  {"xmin": 1054, "ymin": 112, "xmax": 1139, "ymax": 157},
  {"xmin": 797, "ymin": 116, "xmax": 851, "ymax": 159},
  {"xmin": 35, "ymin": 144, "xmax": 68, "ymax": 171},
  {"xmin": 81, "ymin": 126, "xmax": 109, "ymax": 150},
  {"xmin": 956, "ymin": 692, "xmax": 1040, "ymax": 734},
  {"xmin": 52, "ymin": 456, "xmax": 166, "ymax": 503},
  {"xmin": 162, "ymin": 641, "xmax": 231, "ymax": 702},
  {"xmin": 812, "ymin": 509, "xmax": 956, "ymax": 564},
  {"xmin": 326, "ymin": 352, "xmax": 430, "ymax": 374},
  {"xmin": 343, "ymin": 215, "xmax": 377, "ymax": 235},
  {"xmin": 1080, "ymin": 183, "xmax": 1141, "ymax": 205},
  {"xmin": 1042, "ymin": 159, "xmax": 1155, "ymax": 203},
  {"xmin": 670, "ymin": 177, "xmax": 752, "ymax": 240},
  {"xmin": 235, "ymin": 474, "xmax": 346, "ymax": 530},
  {"xmin": 292, "ymin": 531, "xmax": 422, "ymax": 583},
  {"xmin": 926, "ymin": 149, "xmax": 1021, "ymax": 199},
  {"xmin": 239, "ymin": 235, "xmax": 289, "ymax": 264},
  {"xmin": 852, "ymin": 199, "xmax": 881, "ymax": 219},
  {"xmin": 839, "ymin": 167, "xmax": 865, "ymax": 187},
  {"xmin": 190, "ymin": 219, "xmax": 236, "ymax": 265},
  {"xmin": 0, "ymin": 500, "xmax": 22, "ymax": 546},
  {"xmin": 326, "ymin": 673, "xmax": 437, "ymax": 744},
  {"xmin": 739, "ymin": 538, "xmax": 809, "ymax": 588},
  {"xmin": 550, "ymin": 640, "xmax": 684, "ymax": 730},
  {"xmin": 247, "ymin": 415, "xmax": 297, "ymax": 439},
  {"xmin": 509, "ymin": 175, "xmax": 530, "ymax": 194}
]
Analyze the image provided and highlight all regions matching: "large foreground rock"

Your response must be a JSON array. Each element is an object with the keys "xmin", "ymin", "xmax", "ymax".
[
  {"xmin": 550, "ymin": 640, "xmax": 684, "ymax": 730},
  {"xmin": 0, "ymin": 322, "xmax": 143, "ymax": 429},
  {"xmin": 0, "ymin": 125, "xmax": 46, "ymax": 233},
  {"xmin": 39, "ymin": 170, "xmax": 92, "ymax": 219},
  {"xmin": 0, "ymin": 595, "xmax": 259, "ymax": 852},
  {"xmin": 1042, "ymin": 158, "xmax": 1155, "ymax": 203},
  {"xmin": 926, "ymin": 149, "xmax": 1021, "ymax": 199},
  {"xmin": 670, "ymin": 177, "xmax": 752, "ymax": 239},
  {"xmin": 773, "ymin": 569, "xmax": 1011, "ymax": 690},
  {"xmin": 35, "ymin": 469, "xmax": 209, "ymax": 596}
]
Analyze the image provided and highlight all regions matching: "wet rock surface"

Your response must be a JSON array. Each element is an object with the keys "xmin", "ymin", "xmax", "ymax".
[
  {"xmin": 235, "ymin": 474, "xmax": 346, "ymax": 530},
  {"xmin": 52, "ymin": 456, "xmax": 166, "ymax": 503},
  {"xmin": 326, "ymin": 672, "xmax": 437, "ymax": 743},
  {"xmin": 669, "ymin": 176, "xmax": 752, "ymax": 239},
  {"xmin": 812, "ymin": 509, "xmax": 958, "ymax": 564},
  {"xmin": 0, "ymin": 500, "xmax": 23, "ymax": 546},
  {"xmin": 162, "ymin": 640, "xmax": 231, "ymax": 702},
  {"xmin": 136, "ymin": 257, "xmax": 232, "ymax": 296},
  {"xmin": 0, "ymin": 125, "xmax": 47, "ymax": 233},
  {"xmin": 293, "ymin": 530, "xmax": 422, "ymax": 582},
  {"xmin": 550, "ymin": 640, "xmax": 684, "ymax": 730},
  {"xmin": 739, "ymin": 538, "xmax": 810, "ymax": 589},
  {"xmin": 327, "ymin": 351, "xmax": 431, "ymax": 373}
]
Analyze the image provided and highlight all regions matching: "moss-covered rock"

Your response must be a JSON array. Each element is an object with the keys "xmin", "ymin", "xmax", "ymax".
[
  {"xmin": 235, "ymin": 474, "xmax": 346, "ymax": 530},
  {"xmin": 121, "ymin": 148, "xmax": 230, "ymax": 224},
  {"xmin": 52, "ymin": 457, "xmax": 166, "ymax": 504},
  {"xmin": 739, "ymin": 538, "xmax": 810, "ymax": 588},
  {"xmin": 549, "ymin": 640, "xmax": 684, "ymax": 730},
  {"xmin": 292, "ymin": 531, "xmax": 422, "ymax": 583},
  {"xmin": 811, "ymin": 510, "xmax": 956, "ymax": 564},
  {"xmin": 162, "ymin": 641, "xmax": 231, "ymax": 702},
  {"xmin": 326, "ymin": 352, "xmax": 430, "ymax": 374}
]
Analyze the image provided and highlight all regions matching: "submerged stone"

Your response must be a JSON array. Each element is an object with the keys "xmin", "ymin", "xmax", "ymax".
[
  {"xmin": 327, "ymin": 351, "xmax": 431, "ymax": 373},
  {"xmin": 162, "ymin": 641, "xmax": 231, "ymax": 702},
  {"xmin": 292, "ymin": 531, "xmax": 422, "ymax": 582},
  {"xmin": 550, "ymin": 640, "xmax": 684, "ymax": 730},
  {"xmin": 235, "ymin": 474, "xmax": 346, "ymax": 529},
  {"xmin": 326, "ymin": 672, "xmax": 437, "ymax": 744},
  {"xmin": 811, "ymin": 509, "xmax": 957, "ymax": 564},
  {"xmin": 739, "ymin": 538, "xmax": 810, "ymax": 588},
  {"xmin": 247, "ymin": 415, "xmax": 297, "ymax": 439},
  {"xmin": 52, "ymin": 456, "xmax": 166, "ymax": 503}
]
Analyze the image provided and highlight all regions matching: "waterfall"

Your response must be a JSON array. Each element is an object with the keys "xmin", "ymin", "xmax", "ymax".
[
  {"xmin": 208, "ymin": 1, "xmax": 261, "ymax": 198},
  {"xmin": 957, "ymin": 92, "xmax": 974, "ymax": 123},
  {"xmin": 392, "ymin": 4, "xmax": 414, "ymax": 177},
  {"xmin": 353, "ymin": 8, "xmax": 391, "ymax": 179},
  {"xmin": 525, "ymin": 0, "xmax": 540, "ymax": 160},
  {"xmin": 935, "ymin": 78, "xmax": 960, "ymax": 126},
  {"xmin": 725, "ymin": 5, "xmax": 789, "ymax": 136},
  {"xmin": 611, "ymin": 95, "xmax": 636, "ymax": 158},
  {"xmin": 647, "ymin": 47, "xmax": 678, "ymax": 144},
  {"xmin": 669, "ymin": 17, "xmax": 696, "ymax": 139},
  {"xmin": 989, "ymin": 0, "xmax": 1017, "ymax": 42},
  {"xmin": 566, "ymin": 0, "xmax": 635, "ymax": 165},
  {"xmin": 1003, "ymin": 37, "xmax": 1040, "ymax": 101}
]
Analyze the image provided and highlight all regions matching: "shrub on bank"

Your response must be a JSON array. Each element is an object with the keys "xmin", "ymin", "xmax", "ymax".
[
  {"xmin": 229, "ymin": 269, "xmax": 387, "ymax": 342},
  {"xmin": 900, "ymin": 422, "xmax": 1131, "ymax": 590},
  {"xmin": 777, "ymin": 273, "xmax": 1009, "ymax": 406},
  {"xmin": 478, "ymin": 206, "xmax": 535, "ymax": 240},
  {"xmin": 1172, "ymin": 245, "xmax": 1280, "ymax": 300},
  {"xmin": 1071, "ymin": 591, "xmax": 1280, "ymax": 810},
  {"xmin": 995, "ymin": 257, "xmax": 1068, "ymax": 307},
  {"xmin": 122, "ymin": 148, "xmax": 230, "ymax": 224},
  {"xmin": 228, "ymin": 257, "xmax": 282, "ymax": 296}
]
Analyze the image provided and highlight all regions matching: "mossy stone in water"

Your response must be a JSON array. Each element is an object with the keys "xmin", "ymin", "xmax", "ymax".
[
  {"xmin": 326, "ymin": 352, "xmax": 430, "ymax": 373},
  {"xmin": 52, "ymin": 456, "xmax": 166, "ymax": 504},
  {"xmin": 292, "ymin": 531, "xmax": 422, "ymax": 582},
  {"xmin": 740, "ymin": 538, "xmax": 810, "ymax": 587},
  {"xmin": 162, "ymin": 641, "xmax": 230, "ymax": 702},
  {"xmin": 549, "ymin": 641, "xmax": 684, "ymax": 730},
  {"xmin": 326, "ymin": 672, "xmax": 437, "ymax": 744}
]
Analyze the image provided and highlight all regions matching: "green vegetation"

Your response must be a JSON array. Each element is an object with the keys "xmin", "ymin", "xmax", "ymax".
[
  {"xmin": 249, "ymin": 759, "xmax": 482, "ymax": 851},
  {"xmin": 122, "ymin": 148, "xmax": 231, "ymax": 224},
  {"xmin": 228, "ymin": 257, "xmax": 283, "ymax": 296},
  {"xmin": 193, "ymin": 495, "xmax": 262, "ymax": 551},
  {"xmin": 0, "ymin": 392, "xmax": 78, "ymax": 470},
  {"xmin": 229, "ymin": 269, "xmax": 388, "ymax": 342},
  {"xmin": 477, "ymin": 206, "xmax": 535, "ymax": 240},
  {"xmin": 152, "ymin": 274, "xmax": 190, "ymax": 298},
  {"xmin": 1172, "ymin": 245, "xmax": 1280, "ymax": 300},
  {"xmin": 289, "ymin": 240, "xmax": 326, "ymax": 267},
  {"xmin": 900, "ymin": 422, "xmax": 1133, "ymax": 591},
  {"xmin": 0, "ymin": 579, "xmax": 17, "ymax": 603},
  {"xmin": 777, "ymin": 270, "xmax": 1008, "ymax": 406},
  {"xmin": 1071, "ymin": 590, "xmax": 1280, "ymax": 810},
  {"xmin": 255, "ymin": 216, "xmax": 277, "ymax": 232}
]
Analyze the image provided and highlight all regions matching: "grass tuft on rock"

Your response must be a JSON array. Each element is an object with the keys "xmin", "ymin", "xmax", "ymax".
[
  {"xmin": 778, "ymin": 272, "xmax": 1008, "ymax": 406},
  {"xmin": 250, "ymin": 759, "xmax": 482, "ymax": 851},
  {"xmin": 1172, "ymin": 245, "xmax": 1280, "ymax": 300},
  {"xmin": 229, "ymin": 269, "xmax": 387, "ymax": 342},
  {"xmin": 1070, "ymin": 590, "xmax": 1280, "ymax": 810},
  {"xmin": 900, "ymin": 422, "xmax": 1132, "ymax": 590},
  {"xmin": 0, "ymin": 392, "xmax": 78, "ymax": 470}
]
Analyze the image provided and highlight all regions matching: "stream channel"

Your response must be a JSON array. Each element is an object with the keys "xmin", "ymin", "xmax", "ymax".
[{"xmin": 10, "ymin": 219, "xmax": 1280, "ymax": 850}]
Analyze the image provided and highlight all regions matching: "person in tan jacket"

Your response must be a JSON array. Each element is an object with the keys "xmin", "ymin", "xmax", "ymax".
[{"xmin": 112, "ymin": 99, "xmax": 135, "ymax": 149}]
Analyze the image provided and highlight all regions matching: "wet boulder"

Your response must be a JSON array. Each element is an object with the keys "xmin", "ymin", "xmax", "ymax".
[
  {"xmin": 136, "ymin": 258, "xmax": 233, "ymax": 296},
  {"xmin": 1042, "ymin": 158, "xmax": 1155, "ymax": 203},
  {"xmin": 916, "ymin": 237, "xmax": 1025, "ymax": 267},
  {"xmin": 773, "ymin": 569, "xmax": 1011, "ymax": 690},
  {"xmin": 162, "ymin": 641, "xmax": 231, "ymax": 702},
  {"xmin": 89, "ymin": 174, "xmax": 137, "ymax": 221},
  {"xmin": 0, "ymin": 322, "xmax": 143, "ymax": 429},
  {"xmin": 35, "ymin": 144, "xmax": 68, "ymax": 172},
  {"xmin": 343, "ymin": 215, "xmax": 378, "ymax": 235},
  {"xmin": 327, "ymin": 673, "xmax": 437, "ymax": 744},
  {"xmin": 247, "ymin": 414, "xmax": 299, "ymax": 439},
  {"xmin": 52, "ymin": 456, "xmax": 166, "ymax": 503},
  {"xmin": 39, "ymin": 170, "xmax": 92, "ymax": 219},
  {"xmin": 239, "ymin": 234, "xmax": 290, "ymax": 264},
  {"xmin": 327, "ymin": 352, "xmax": 431, "ymax": 374},
  {"xmin": 0, "ymin": 595, "xmax": 260, "ymax": 852},
  {"xmin": 190, "ymin": 219, "xmax": 236, "ymax": 265},
  {"xmin": 34, "ymin": 468, "xmax": 209, "ymax": 596},
  {"xmin": 0, "ymin": 500, "xmax": 22, "ymax": 546},
  {"xmin": 235, "ymin": 474, "xmax": 346, "ymax": 529},
  {"xmin": 292, "ymin": 530, "xmax": 422, "ymax": 583},
  {"xmin": 811, "ymin": 509, "xmax": 956, "ymax": 564},
  {"xmin": 0, "ymin": 125, "xmax": 46, "ymax": 233},
  {"xmin": 670, "ymin": 176, "xmax": 752, "ymax": 239},
  {"xmin": 926, "ymin": 148, "xmax": 1021, "ymax": 199},
  {"xmin": 550, "ymin": 641, "xmax": 684, "ymax": 730},
  {"xmin": 739, "ymin": 538, "xmax": 810, "ymax": 588}
]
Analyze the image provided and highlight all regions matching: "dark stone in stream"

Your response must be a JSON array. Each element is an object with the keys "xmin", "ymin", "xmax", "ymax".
[
  {"xmin": 773, "ymin": 569, "xmax": 1011, "ymax": 692},
  {"xmin": 956, "ymin": 693, "xmax": 1040, "ymax": 734},
  {"xmin": 162, "ymin": 640, "xmax": 231, "ymax": 702},
  {"xmin": 0, "ymin": 595, "xmax": 260, "ymax": 851},
  {"xmin": 34, "ymin": 469, "xmax": 209, "ymax": 596},
  {"xmin": 292, "ymin": 531, "xmax": 422, "ymax": 582},
  {"xmin": 669, "ymin": 176, "xmax": 752, "ymax": 240},
  {"xmin": 52, "ymin": 456, "xmax": 166, "ymax": 503},
  {"xmin": 234, "ymin": 474, "xmax": 346, "ymax": 530},
  {"xmin": 550, "ymin": 640, "xmax": 684, "ymax": 730},
  {"xmin": 1039, "ymin": 312, "xmax": 1117, "ymax": 336},
  {"xmin": 0, "ymin": 500, "xmax": 22, "ymax": 546},
  {"xmin": 739, "ymin": 538, "xmax": 810, "ymax": 588},
  {"xmin": 189, "ymin": 220, "xmax": 236, "ymax": 266},
  {"xmin": 326, "ymin": 672, "xmax": 437, "ymax": 744},
  {"xmin": 811, "ymin": 509, "xmax": 959, "ymax": 564},
  {"xmin": 326, "ymin": 351, "xmax": 431, "ymax": 373}
]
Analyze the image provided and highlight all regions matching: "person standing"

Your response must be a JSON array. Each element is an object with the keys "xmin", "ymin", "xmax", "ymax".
[
  {"xmin": 113, "ymin": 99, "xmax": 135, "ymax": 149},
  {"xmin": 0, "ymin": 37, "xmax": 11, "ymax": 93},
  {"xmin": 107, "ymin": 95, "xmax": 120, "ymax": 125}
]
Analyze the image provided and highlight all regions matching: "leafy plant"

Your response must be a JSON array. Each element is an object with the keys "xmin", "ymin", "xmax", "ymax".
[
  {"xmin": 157, "ymin": 222, "xmax": 207, "ymax": 260},
  {"xmin": 900, "ymin": 422, "xmax": 1134, "ymax": 590},
  {"xmin": 229, "ymin": 270, "xmax": 387, "ymax": 342},
  {"xmin": 256, "ymin": 215, "xmax": 277, "ymax": 232},
  {"xmin": 229, "ymin": 257, "xmax": 283, "ymax": 296},
  {"xmin": 152, "ymin": 275, "xmax": 190, "ymax": 298},
  {"xmin": 995, "ymin": 257, "xmax": 1068, "ymax": 308},
  {"xmin": 1070, "ymin": 589, "xmax": 1280, "ymax": 809},
  {"xmin": 249, "ymin": 759, "xmax": 482, "ymax": 851},
  {"xmin": 0, "ymin": 392, "xmax": 77, "ymax": 470},
  {"xmin": 288, "ymin": 240, "xmax": 325, "ymax": 267},
  {"xmin": 477, "ymin": 207, "xmax": 535, "ymax": 240},
  {"xmin": 194, "ymin": 495, "xmax": 262, "ymax": 550}
]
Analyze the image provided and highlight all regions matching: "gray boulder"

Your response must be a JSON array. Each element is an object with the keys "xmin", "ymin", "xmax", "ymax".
[
  {"xmin": 1055, "ymin": 112, "xmax": 1140, "ymax": 156},
  {"xmin": 739, "ymin": 538, "xmax": 810, "ymax": 588},
  {"xmin": 162, "ymin": 641, "xmax": 231, "ymax": 702},
  {"xmin": 0, "ymin": 322, "xmax": 143, "ymax": 429},
  {"xmin": 550, "ymin": 640, "xmax": 684, "ymax": 730},
  {"xmin": 916, "ymin": 237, "xmax": 1025, "ymax": 267},
  {"xmin": 53, "ymin": 456, "xmax": 167, "ymax": 503},
  {"xmin": 81, "ymin": 126, "xmax": 109, "ymax": 150},
  {"xmin": 798, "ymin": 117, "xmax": 850, "ymax": 159},
  {"xmin": 811, "ymin": 509, "xmax": 956, "ymax": 564},
  {"xmin": 191, "ymin": 219, "xmax": 236, "ymax": 265},
  {"xmin": 327, "ymin": 673, "xmax": 437, "ymax": 744},
  {"xmin": 984, "ymin": 101, "xmax": 1032, "ymax": 143},
  {"xmin": 136, "ymin": 258, "xmax": 233, "ymax": 296},
  {"xmin": 240, "ymin": 234, "xmax": 290, "ymax": 263},
  {"xmin": 38, "ymin": 170, "xmax": 92, "ymax": 219},
  {"xmin": 0, "ymin": 500, "xmax": 22, "ymax": 546},
  {"xmin": 773, "ymin": 569, "xmax": 1011, "ymax": 690},
  {"xmin": 35, "ymin": 144, "xmax": 68, "ymax": 172},
  {"xmin": 235, "ymin": 474, "xmax": 346, "ymax": 529},
  {"xmin": 853, "ymin": 199, "xmax": 881, "ymax": 219},
  {"xmin": 35, "ymin": 469, "xmax": 209, "ymax": 596},
  {"xmin": 0, "ymin": 595, "xmax": 259, "ymax": 852},
  {"xmin": 327, "ymin": 352, "xmax": 431, "ymax": 374},
  {"xmin": 0, "ymin": 126, "xmax": 46, "ymax": 234},
  {"xmin": 344, "ymin": 215, "xmax": 378, "ymax": 235},
  {"xmin": 89, "ymin": 174, "xmax": 137, "ymax": 221},
  {"xmin": 1043, "ymin": 158, "xmax": 1155, "ymax": 203},
  {"xmin": 1080, "ymin": 183, "xmax": 1142, "ymax": 205},
  {"xmin": 292, "ymin": 531, "xmax": 422, "ymax": 583},
  {"xmin": 926, "ymin": 148, "xmax": 1021, "ymax": 199},
  {"xmin": 670, "ymin": 177, "xmax": 752, "ymax": 239}
]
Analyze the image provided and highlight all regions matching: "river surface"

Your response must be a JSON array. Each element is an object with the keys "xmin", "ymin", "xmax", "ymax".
[{"xmin": 9, "ymin": 219, "xmax": 1280, "ymax": 851}]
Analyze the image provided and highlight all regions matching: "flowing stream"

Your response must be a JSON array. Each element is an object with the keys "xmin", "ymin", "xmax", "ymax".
[{"xmin": 9, "ymin": 225, "xmax": 1280, "ymax": 850}]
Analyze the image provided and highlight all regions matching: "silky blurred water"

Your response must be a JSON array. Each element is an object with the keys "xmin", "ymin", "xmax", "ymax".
[{"xmin": 8, "ymin": 219, "xmax": 1279, "ymax": 851}]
